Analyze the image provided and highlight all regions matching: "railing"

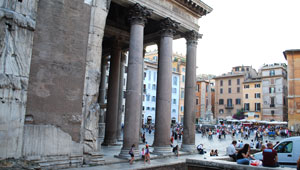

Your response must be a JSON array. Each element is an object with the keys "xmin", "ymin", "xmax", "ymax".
[{"xmin": 225, "ymin": 104, "xmax": 234, "ymax": 109}]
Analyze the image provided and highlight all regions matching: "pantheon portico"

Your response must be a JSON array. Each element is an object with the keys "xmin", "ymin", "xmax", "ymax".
[{"xmin": 0, "ymin": 0, "xmax": 212, "ymax": 168}]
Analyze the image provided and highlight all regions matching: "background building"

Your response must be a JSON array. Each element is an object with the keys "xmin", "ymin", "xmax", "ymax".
[
  {"xmin": 143, "ymin": 50, "xmax": 183, "ymax": 124},
  {"xmin": 243, "ymin": 78, "xmax": 262, "ymax": 120},
  {"xmin": 214, "ymin": 66, "xmax": 257, "ymax": 121},
  {"xmin": 284, "ymin": 50, "xmax": 300, "ymax": 132},
  {"xmin": 261, "ymin": 63, "xmax": 288, "ymax": 121}
]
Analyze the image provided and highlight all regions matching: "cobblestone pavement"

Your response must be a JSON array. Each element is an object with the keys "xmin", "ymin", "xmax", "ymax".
[
  {"xmin": 143, "ymin": 130, "xmax": 285, "ymax": 155},
  {"xmin": 67, "ymin": 131, "xmax": 291, "ymax": 170}
]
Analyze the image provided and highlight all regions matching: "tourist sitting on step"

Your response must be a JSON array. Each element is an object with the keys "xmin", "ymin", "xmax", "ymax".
[
  {"xmin": 197, "ymin": 144, "xmax": 205, "ymax": 154},
  {"xmin": 236, "ymin": 144, "xmax": 255, "ymax": 165}
]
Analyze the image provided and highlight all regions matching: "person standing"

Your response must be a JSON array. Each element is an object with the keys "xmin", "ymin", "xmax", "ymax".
[
  {"xmin": 145, "ymin": 144, "xmax": 150, "ymax": 163},
  {"xmin": 129, "ymin": 144, "xmax": 135, "ymax": 164},
  {"xmin": 262, "ymin": 143, "xmax": 279, "ymax": 167}
]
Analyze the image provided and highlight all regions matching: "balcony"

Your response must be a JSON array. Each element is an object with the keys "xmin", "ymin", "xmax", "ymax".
[{"xmin": 225, "ymin": 104, "xmax": 234, "ymax": 109}]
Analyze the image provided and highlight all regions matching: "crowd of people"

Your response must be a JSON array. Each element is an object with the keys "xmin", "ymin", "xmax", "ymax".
[{"xmin": 198, "ymin": 123, "xmax": 291, "ymax": 141}]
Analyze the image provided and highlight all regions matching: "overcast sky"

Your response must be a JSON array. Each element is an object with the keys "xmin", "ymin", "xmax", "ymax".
[{"xmin": 171, "ymin": 0, "xmax": 300, "ymax": 76}]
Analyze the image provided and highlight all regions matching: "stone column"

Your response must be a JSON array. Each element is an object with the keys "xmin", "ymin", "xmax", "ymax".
[
  {"xmin": 119, "ymin": 3, "xmax": 152, "ymax": 157},
  {"xmin": 117, "ymin": 53, "xmax": 126, "ymax": 141},
  {"xmin": 98, "ymin": 57, "xmax": 108, "ymax": 139},
  {"xmin": 182, "ymin": 30, "xmax": 202, "ymax": 152},
  {"xmin": 153, "ymin": 18, "xmax": 179, "ymax": 154},
  {"xmin": 206, "ymin": 81, "xmax": 213, "ymax": 122},
  {"xmin": 102, "ymin": 39, "xmax": 121, "ymax": 145}
]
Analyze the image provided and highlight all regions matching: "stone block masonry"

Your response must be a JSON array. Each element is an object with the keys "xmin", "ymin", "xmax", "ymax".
[
  {"xmin": 26, "ymin": 0, "xmax": 91, "ymax": 145},
  {"xmin": 0, "ymin": 0, "xmax": 39, "ymax": 159}
]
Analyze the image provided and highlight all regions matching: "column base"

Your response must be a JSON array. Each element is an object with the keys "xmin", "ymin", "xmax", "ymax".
[
  {"xmin": 153, "ymin": 146, "xmax": 172, "ymax": 155},
  {"xmin": 180, "ymin": 144, "xmax": 196, "ymax": 153},
  {"xmin": 118, "ymin": 148, "xmax": 139, "ymax": 158},
  {"xmin": 101, "ymin": 138, "xmax": 117, "ymax": 146}
]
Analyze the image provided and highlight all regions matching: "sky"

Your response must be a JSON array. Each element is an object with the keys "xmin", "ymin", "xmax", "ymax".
[{"xmin": 169, "ymin": 0, "xmax": 300, "ymax": 76}]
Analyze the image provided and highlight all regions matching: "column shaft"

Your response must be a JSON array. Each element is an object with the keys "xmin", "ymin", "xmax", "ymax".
[
  {"xmin": 153, "ymin": 18, "xmax": 178, "ymax": 154},
  {"xmin": 119, "ymin": 3, "xmax": 152, "ymax": 157},
  {"xmin": 103, "ymin": 42, "xmax": 121, "ymax": 145},
  {"xmin": 117, "ymin": 54, "xmax": 126, "ymax": 141},
  {"xmin": 182, "ymin": 31, "xmax": 201, "ymax": 152}
]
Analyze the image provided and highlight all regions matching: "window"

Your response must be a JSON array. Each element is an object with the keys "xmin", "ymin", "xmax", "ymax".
[
  {"xmin": 237, "ymin": 87, "xmax": 240, "ymax": 93},
  {"xmin": 153, "ymin": 73, "xmax": 157, "ymax": 81},
  {"xmin": 228, "ymin": 88, "xmax": 231, "ymax": 93},
  {"xmin": 228, "ymin": 80, "xmax": 231, "ymax": 86},
  {"xmin": 146, "ymin": 107, "xmax": 150, "ymax": 110},
  {"xmin": 197, "ymin": 84, "xmax": 200, "ymax": 92},
  {"xmin": 236, "ymin": 98, "xmax": 241, "ymax": 105},
  {"xmin": 173, "ymin": 77, "xmax": 178, "ymax": 85},
  {"xmin": 182, "ymin": 68, "xmax": 185, "ymax": 72},
  {"xmin": 151, "ymin": 96, "xmax": 156, "ymax": 102},
  {"xmin": 148, "ymin": 83, "xmax": 151, "ymax": 89},
  {"xmin": 220, "ymin": 80, "xmax": 223, "ymax": 86},
  {"xmin": 269, "ymin": 87, "xmax": 275, "ymax": 93},
  {"xmin": 244, "ymin": 85, "xmax": 249, "ymax": 88},
  {"xmin": 275, "ymin": 141, "xmax": 293, "ymax": 153},
  {"xmin": 181, "ymin": 106, "xmax": 184, "ymax": 112},
  {"xmin": 245, "ymin": 94, "xmax": 248, "ymax": 99},
  {"xmin": 182, "ymin": 75, "xmax": 185, "ymax": 82},
  {"xmin": 227, "ymin": 99, "xmax": 233, "ymax": 106},
  {"xmin": 235, "ymin": 67, "xmax": 240, "ymax": 71},
  {"xmin": 219, "ymin": 99, "xmax": 224, "ymax": 105},
  {"xmin": 270, "ymin": 70, "xmax": 275, "ymax": 76},
  {"xmin": 153, "ymin": 56, "xmax": 157, "ymax": 61},
  {"xmin": 152, "ymin": 84, "xmax": 156, "ymax": 90},
  {"xmin": 219, "ymin": 109, "xmax": 224, "ymax": 114},
  {"xmin": 220, "ymin": 88, "xmax": 223, "ymax": 94},
  {"xmin": 237, "ymin": 79, "xmax": 240, "ymax": 85},
  {"xmin": 172, "ymin": 109, "xmax": 176, "ymax": 113},
  {"xmin": 148, "ymin": 71, "xmax": 151, "ymax": 80},
  {"xmin": 254, "ymin": 115, "xmax": 259, "ymax": 118},
  {"xmin": 173, "ymin": 99, "xmax": 176, "ymax": 104},
  {"xmin": 172, "ymin": 88, "xmax": 177, "ymax": 93},
  {"xmin": 255, "ymin": 103, "xmax": 261, "ymax": 111},
  {"xmin": 271, "ymin": 110, "xmax": 275, "ymax": 115},
  {"xmin": 146, "ymin": 95, "xmax": 150, "ymax": 101},
  {"xmin": 181, "ymin": 90, "xmax": 184, "ymax": 99},
  {"xmin": 244, "ymin": 103, "xmax": 250, "ymax": 111},
  {"xmin": 255, "ymin": 93, "xmax": 261, "ymax": 98},
  {"xmin": 196, "ymin": 99, "xmax": 199, "ymax": 105},
  {"xmin": 246, "ymin": 68, "xmax": 249, "ymax": 71},
  {"xmin": 151, "ymin": 107, "xmax": 155, "ymax": 111},
  {"xmin": 270, "ymin": 97, "xmax": 275, "ymax": 107},
  {"xmin": 255, "ymin": 84, "xmax": 260, "ymax": 88},
  {"xmin": 172, "ymin": 67, "xmax": 176, "ymax": 72}
]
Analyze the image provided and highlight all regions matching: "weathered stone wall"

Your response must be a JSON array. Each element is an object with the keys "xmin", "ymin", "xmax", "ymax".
[
  {"xmin": 81, "ymin": 0, "xmax": 110, "ymax": 153},
  {"xmin": 22, "ymin": 125, "xmax": 83, "ymax": 157},
  {"xmin": 26, "ymin": 0, "xmax": 91, "ymax": 147},
  {"xmin": 0, "ymin": 0, "xmax": 39, "ymax": 159}
]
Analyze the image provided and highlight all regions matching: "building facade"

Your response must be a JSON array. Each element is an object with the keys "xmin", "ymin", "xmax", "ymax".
[
  {"xmin": 243, "ymin": 78, "xmax": 262, "ymax": 120},
  {"xmin": 143, "ymin": 56, "xmax": 180, "ymax": 124},
  {"xmin": 284, "ymin": 50, "xmax": 300, "ymax": 132},
  {"xmin": 261, "ymin": 63, "xmax": 288, "ymax": 121},
  {"xmin": 214, "ymin": 66, "xmax": 257, "ymax": 121}
]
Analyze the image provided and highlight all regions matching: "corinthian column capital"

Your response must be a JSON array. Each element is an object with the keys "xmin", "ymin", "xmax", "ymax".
[
  {"xmin": 129, "ymin": 3, "xmax": 153, "ymax": 26},
  {"xmin": 185, "ymin": 30, "xmax": 202, "ymax": 46},
  {"xmin": 160, "ymin": 17, "xmax": 180, "ymax": 37}
]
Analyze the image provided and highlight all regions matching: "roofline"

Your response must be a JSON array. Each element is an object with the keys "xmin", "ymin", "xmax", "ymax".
[{"xmin": 283, "ymin": 49, "xmax": 300, "ymax": 60}]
